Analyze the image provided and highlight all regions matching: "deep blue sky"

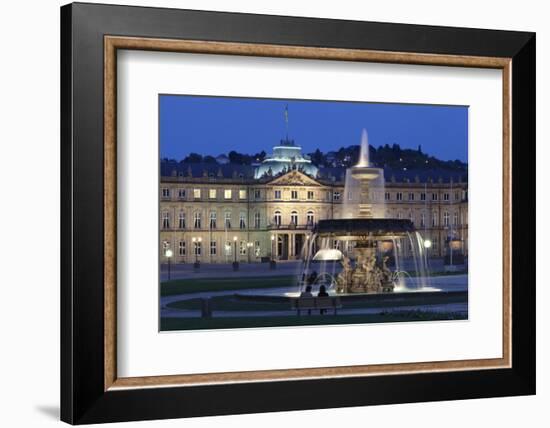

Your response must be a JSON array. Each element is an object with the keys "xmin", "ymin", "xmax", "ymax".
[{"xmin": 160, "ymin": 95, "xmax": 468, "ymax": 162}]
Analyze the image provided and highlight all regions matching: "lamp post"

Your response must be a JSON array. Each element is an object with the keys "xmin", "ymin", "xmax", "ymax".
[
  {"xmin": 270, "ymin": 234, "xmax": 276, "ymax": 270},
  {"xmin": 192, "ymin": 237, "xmax": 201, "ymax": 269},
  {"xmin": 232, "ymin": 236, "xmax": 239, "ymax": 271},
  {"xmin": 165, "ymin": 249, "xmax": 173, "ymax": 280},
  {"xmin": 247, "ymin": 241, "xmax": 253, "ymax": 263}
]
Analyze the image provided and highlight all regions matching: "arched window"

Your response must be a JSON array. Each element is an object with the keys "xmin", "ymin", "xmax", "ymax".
[
  {"xmin": 178, "ymin": 211, "xmax": 186, "ymax": 229},
  {"xmin": 290, "ymin": 210, "xmax": 298, "ymax": 226},
  {"xmin": 274, "ymin": 210, "xmax": 282, "ymax": 227},
  {"xmin": 306, "ymin": 210, "xmax": 315, "ymax": 226}
]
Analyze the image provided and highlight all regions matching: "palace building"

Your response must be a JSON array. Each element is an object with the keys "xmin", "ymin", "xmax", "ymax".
[{"xmin": 160, "ymin": 140, "xmax": 468, "ymax": 264}]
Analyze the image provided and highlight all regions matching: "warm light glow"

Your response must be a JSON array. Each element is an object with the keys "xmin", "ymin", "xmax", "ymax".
[
  {"xmin": 271, "ymin": 235, "xmax": 275, "ymax": 241},
  {"xmin": 423, "ymin": 239, "xmax": 432, "ymax": 248},
  {"xmin": 165, "ymin": 249, "xmax": 173, "ymax": 258},
  {"xmin": 191, "ymin": 237, "xmax": 196, "ymax": 243},
  {"xmin": 198, "ymin": 237, "xmax": 202, "ymax": 242},
  {"xmin": 450, "ymin": 239, "xmax": 462, "ymax": 250},
  {"xmin": 233, "ymin": 236, "xmax": 238, "ymax": 241}
]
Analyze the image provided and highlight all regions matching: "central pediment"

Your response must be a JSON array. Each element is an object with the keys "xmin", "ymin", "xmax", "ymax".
[{"xmin": 267, "ymin": 170, "xmax": 322, "ymax": 187}]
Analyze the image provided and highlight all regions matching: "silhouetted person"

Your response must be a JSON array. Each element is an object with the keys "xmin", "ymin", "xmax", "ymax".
[
  {"xmin": 300, "ymin": 285, "xmax": 313, "ymax": 298},
  {"xmin": 317, "ymin": 284, "xmax": 329, "ymax": 314}
]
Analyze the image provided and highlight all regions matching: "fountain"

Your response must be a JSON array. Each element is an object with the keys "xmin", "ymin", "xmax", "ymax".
[{"xmin": 301, "ymin": 129, "xmax": 430, "ymax": 294}]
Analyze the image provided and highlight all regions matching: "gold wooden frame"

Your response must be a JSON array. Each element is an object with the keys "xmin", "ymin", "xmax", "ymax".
[{"xmin": 104, "ymin": 36, "xmax": 512, "ymax": 391}]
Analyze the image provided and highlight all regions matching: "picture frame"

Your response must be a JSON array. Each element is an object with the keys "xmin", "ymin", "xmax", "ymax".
[{"xmin": 61, "ymin": 2, "xmax": 535, "ymax": 424}]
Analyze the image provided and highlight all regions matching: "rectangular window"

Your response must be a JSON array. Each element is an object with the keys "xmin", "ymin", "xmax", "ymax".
[
  {"xmin": 239, "ymin": 241, "xmax": 247, "ymax": 255},
  {"xmin": 420, "ymin": 192, "xmax": 426, "ymax": 201},
  {"xmin": 291, "ymin": 190, "xmax": 298, "ymax": 199},
  {"xmin": 443, "ymin": 211, "xmax": 450, "ymax": 226},
  {"xmin": 333, "ymin": 191, "xmax": 340, "ymax": 201},
  {"xmin": 385, "ymin": 192, "xmax": 391, "ymax": 201},
  {"xmin": 254, "ymin": 212, "xmax": 261, "ymax": 229},
  {"xmin": 239, "ymin": 189, "xmax": 247, "ymax": 200},
  {"xmin": 178, "ymin": 212, "xmax": 185, "ymax": 229},
  {"xmin": 161, "ymin": 188, "xmax": 170, "ymax": 198},
  {"xmin": 209, "ymin": 189, "xmax": 216, "ymax": 199},
  {"xmin": 239, "ymin": 212, "xmax": 246, "ymax": 229},
  {"xmin": 443, "ymin": 193, "xmax": 450, "ymax": 201},
  {"xmin": 178, "ymin": 240, "xmax": 186, "ymax": 256},
  {"xmin": 193, "ymin": 188, "xmax": 201, "ymax": 199},
  {"xmin": 194, "ymin": 241, "xmax": 202, "ymax": 256},
  {"xmin": 210, "ymin": 241, "xmax": 217, "ymax": 255},
  {"xmin": 224, "ymin": 212, "xmax": 231, "ymax": 229},
  {"xmin": 177, "ymin": 188, "xmax": 186, "ymax": 199},
  {"xmin": 254, "ymin": 241, "xmax": 261, "ymax": 257},
  {"xmin": 455, "ymin": 191, "xmax": 460, "ymax": 201},
  {"xmin": 453, "ymin": 212, "xmax": 458, "ymax": 226},
  {"xmin": 420, "ymin": 212, "xmax": 426, "ymax": 227},
  {"xmin": 209, "ymin": 211, "xmax": 217, "ymax": 229},
  {"xmin": 225, "ymin": 241, "xmax": 232, "ymax": 256},
  {"xmin": 307, "ymin": 190, "xmax": 314, "ymax": 200},
  {"xmin": 432, "ymin": 193, "xmax": 438, "ymax": 201},
  {"xmin": 224, "ymin": 189, "xmax": 232, "ymax": 199},
  {"xmin": 432, "ymin": 211, "xmax": 438, "ymax": 226},
  {"xmin": 193, "ymin": 212, "xmax": 201, "ymax": 229},
  {"xmin": 396, "ymin": 192, "xmax": 403, "ymax": 201},
  {"xmin": 162, "ymin": 212, "xmax": 170, "ymax": 229},
  {"xmin": 274, "ymin": 190, "xmax": 282, "ymax": 199},
  {"xmin": 254, "ymin": 189, "xmax": 261, "ymax": 199},
  {"xmin": 408, "ymin": 193, "xmax": 415, "ymax": 201}
]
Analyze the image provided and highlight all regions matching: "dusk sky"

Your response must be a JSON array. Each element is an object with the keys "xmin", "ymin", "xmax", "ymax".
[{"xmin": 159, "ymin": 95, "xmax": 468, "ymax": 162}]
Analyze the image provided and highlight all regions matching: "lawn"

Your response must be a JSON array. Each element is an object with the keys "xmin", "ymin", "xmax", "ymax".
[
  {"xmin": 161, "ymin": 275, "xmax": 296, "ymax": 296},
  {"xmin": 160, "ymin": 310, "xmax": 467, "ymax": 331}
]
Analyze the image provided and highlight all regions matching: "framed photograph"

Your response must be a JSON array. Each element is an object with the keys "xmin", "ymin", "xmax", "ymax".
[{"xmin": 61, "ymin": 2, "xmax": 535, "ymax": 424}]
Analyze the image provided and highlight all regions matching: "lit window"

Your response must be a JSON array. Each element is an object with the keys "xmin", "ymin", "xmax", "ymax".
[
  {"xmin": 254, "ymin": 241, "xmax": 261, "ymax": 257},
  {"xmin": 443, "ymin": 211, "xmax": 450, "ymax": 226},
  {"xmin": 177, "ymin": 189, "xmax": 186, "ymax": 199},
  {"xmin": 193, "ymin": 188, "xmax": 201, "ymax": 199},
  {"xmin": 396, "ymin": 192, "xmax": 403, "ymax": 201},
  {"xmin": 239, "ymin": 212, "xmax": 246, "ymax": 229},
  {"xmin": 209, "ymin": 211, "xmax": 217, "ymax": 229},
  {"xmin": 193, "ymin": 212, "xmax": 201, "ymax": 229},
  {"xmin": 162, "ymin": 212, "xmax": 170, "ymax": 229},
  {"xmin": 224, "ymin": 211, "xmax": 231, "ymax": 229},
  {"xmin": 333, "ymin": 191, "xmax": 340, "ymax": 201},
  {"xmin": 239, "ymin": 189, "xmax": 247, "ymax": 200},
  {"xmin": 307, "ymin": 190, "xmax": 314, "ymax": 200},
  {"xmin": 254, "ymin": 212, "xmax": 261, "ymax": 229},
  {"xmin": 209, "ymin": 189, "xmax": 216, "ymax": 199},
  {"xmin": 224, "ymin": 189, "xmax": 232, "ymax": 199},
  {"xmin": 162, "ymin": 188, "xmax": 170, "ymax": 198},
  {"xmin": 291, "ymin": 190, "xmax": 298, "ymax": 199},
  {"xmin": 178, "ymin": 240, "xmax": 186, "ymax": 256},
  {"xmin": 210, "ymin": 241, "xmax": 217, "ymax": 255},
  {"xmin": 240, "ymin": 241, "xmax": 247, "ymax": 255},
  {"xmin": 225, "ymin": 241, "xmax": 232, "ymax": 256},
  {"xmin": 420, "ymin": 193, "xmax": 426, "ymax": 201},
  {"xmin": 274, "ymin": 190, "xmax": 282, "ymax": 199},
  {"xmin": 178, "ymin": 211, "xmax": 185, "ymax": 229},
  {"xmin": 274, "ymin": 211, "xmax": 282, "ymax": 227}
]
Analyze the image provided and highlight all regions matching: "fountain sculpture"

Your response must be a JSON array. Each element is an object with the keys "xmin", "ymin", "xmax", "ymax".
[{"xmin": 302, "ymin": 129, "xmax": 429, "ymax": 294}]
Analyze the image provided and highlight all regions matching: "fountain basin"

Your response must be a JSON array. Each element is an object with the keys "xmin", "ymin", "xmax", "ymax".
[{"xmin": 314, "ymin": 218, "xmax": 415, "ymax": 238}]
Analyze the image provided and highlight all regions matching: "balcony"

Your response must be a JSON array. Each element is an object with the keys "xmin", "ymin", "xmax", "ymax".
[{"xmin": 267, "ymin": 222, "xmax": 315, "ymax": 230}]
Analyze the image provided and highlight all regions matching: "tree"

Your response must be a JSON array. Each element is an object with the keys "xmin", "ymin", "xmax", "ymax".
[{"xmin": 183, "ymin": 153, "xmax": 203, "ymax": 163}]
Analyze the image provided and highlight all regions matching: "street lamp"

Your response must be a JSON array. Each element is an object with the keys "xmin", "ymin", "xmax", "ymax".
[
  {"xmin": 192, "ymin": 237, "xmax": 201, "ymax": 269},
  {"xmin": 233, "ymin": 236, "xmax": 239, "ymax": 271},
  {"xmin": 165, "ymin": 248, "xmax": 173, "ymax": 280},
  {"xmin": 270, "ymin": 234, "xmax": 276, "ymax": 270},
  {"xmin": 246, "ymin": 241, "xmax": 253, "ymax": 263},
  {"xmin": 423, "ymin": 239, "xmax": 432, "ymax": 249}
]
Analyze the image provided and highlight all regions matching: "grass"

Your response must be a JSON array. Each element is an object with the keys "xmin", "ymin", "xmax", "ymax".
[
  {"xmin": 166, "ymin": 292, "xmax": 467, "ymax": 312},
  {"xmin": 160, "ymin": 310, "xmax": 467, "ymax": 331},
  {"xmin": 161, "ymin": 275, "xmax": 296, "ymax": 296}
]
